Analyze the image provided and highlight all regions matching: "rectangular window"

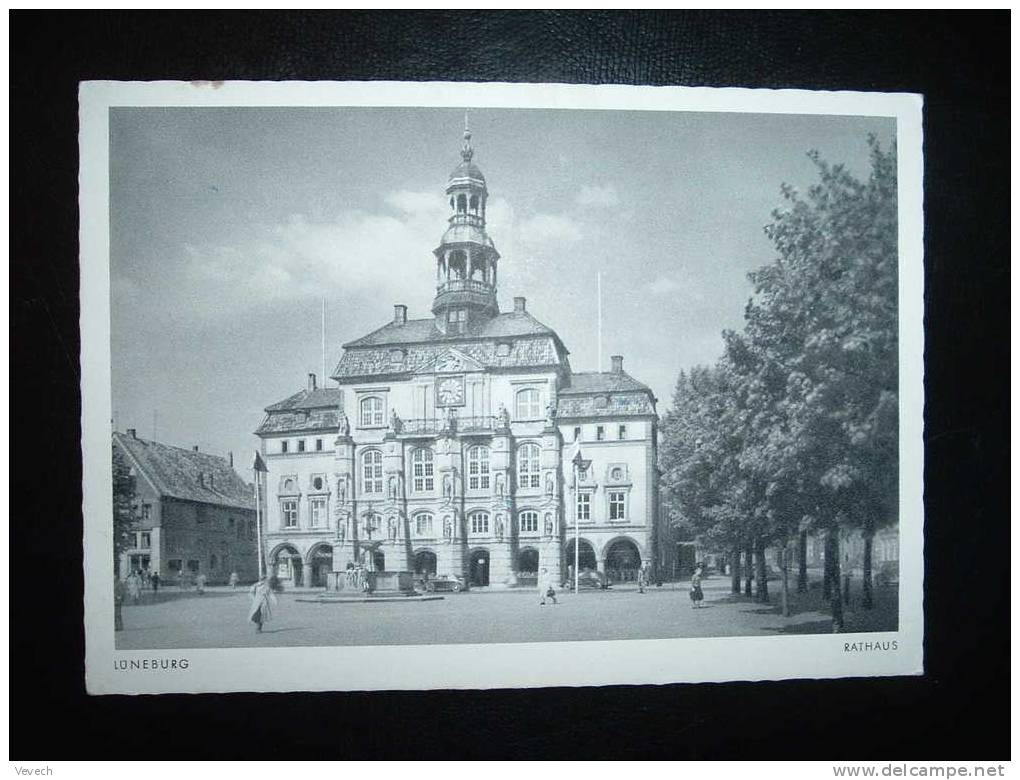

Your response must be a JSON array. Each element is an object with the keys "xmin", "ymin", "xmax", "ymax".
[
  {"xmin": 573, "ymin": 426, "xmax": 581, "ymax": 442},
  {"xmin": 168, "ymin": 559, "xmax": 182, "ymax": 573},
  {"xmin": 596, "ymin": 426, "xmax": 606, "ymax": 441},
  {"xmin": 577, "ymin": 493, "xmax": 591, "ymax": 521},
  {"xmin": 281, "ymin": 440, "xmax": 289, "ymax": 454},
  {"xmin": 309, "ymin": 497, "xmax": 327, "ymax": 528},
  {"xmin": 141, "ymin": 503, "xmax": 151, "ymax": 521},
  {"xmin": 140, "ymin": 532, "xmax": 151, "ymax": 549},
  {"xmin": 297, "ymin": 439, "xmax": 306, "ymax": 453},
  {"xmin": 609, "ymin": 491, "xmax": 626, "ymax": 520},
  {"xmin": 282, "ymin": 500, "xmax": 298, "ymax": 528},
  {"xmin": 415, "ymin": 515, "xmax": 433, "ymax": 536},
  {"xmin": 618, "ymin": 425, "xmax": 627, "ymax": 440},
  {"xmin": 315, "ymin": 439, "xmax": 323, "ymax": 452},
  {"xmin": 187, "ymin": 560, "xmax": 200, "ymax": 573}
]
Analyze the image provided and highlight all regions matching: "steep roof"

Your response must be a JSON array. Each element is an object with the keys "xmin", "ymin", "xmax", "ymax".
[
  {"xmin": 560, "ymin": 371, "xmax": 653, "ymax": 396},
  {"xmin": 265, "ymin": 387, "xmax": 344, "ymax": 412},
  {"xmin": 113, "ymin": 432, "xmax": 254, "ymax": 511},
  {"xmin": 556, "ymin": 370, "xmax": 657, "ymax": 420},
  {"xmin": 344, "ymin": 311, "xmax": 556, "ymax": 348}
]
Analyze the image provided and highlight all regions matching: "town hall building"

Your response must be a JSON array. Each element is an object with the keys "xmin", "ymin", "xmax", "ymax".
[{"xmin": 255, "ymin": 125, "xmax": 665, "ymax": 589}]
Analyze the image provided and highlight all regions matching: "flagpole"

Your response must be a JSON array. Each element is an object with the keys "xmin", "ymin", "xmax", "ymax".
[
  {"xmin": 574, "ymin": 458, "xmax": 579, "ymax": 594},
  {"xmin": 597, "ymin": 271, "xmax": 602, "ymax": 373},
  {"xmin": 321, "ymin": 297, "xmax": 326, "ymax": 385}
]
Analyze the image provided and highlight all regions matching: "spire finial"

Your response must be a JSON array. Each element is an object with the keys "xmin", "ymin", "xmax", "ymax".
[{"xmin": 461, "ymin": 109, "xmax": 473, "ymax": 162}]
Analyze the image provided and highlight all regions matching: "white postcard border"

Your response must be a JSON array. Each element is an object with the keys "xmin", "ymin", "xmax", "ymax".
[{"xmin": 80, "ymin": 80, "xmax": 924, "ymax": 694}]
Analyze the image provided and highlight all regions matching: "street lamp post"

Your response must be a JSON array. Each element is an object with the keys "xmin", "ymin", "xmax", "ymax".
[{"xmin": 571, "ymin": 448, "xmax": 591, "ymax": 595}]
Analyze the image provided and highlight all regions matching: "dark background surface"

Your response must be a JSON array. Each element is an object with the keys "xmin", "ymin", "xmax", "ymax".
[{"xmin": 10, "ymin": 11, "xmax": 1008, "ymax": 759}]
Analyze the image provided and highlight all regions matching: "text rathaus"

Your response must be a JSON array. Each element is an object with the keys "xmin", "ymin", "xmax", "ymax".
[{"xmin": 256, "ymin": 125, "xmax": 665, "ymax": 589}]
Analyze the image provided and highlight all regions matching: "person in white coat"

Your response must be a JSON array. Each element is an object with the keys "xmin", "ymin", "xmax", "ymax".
[
  {"xmin": 538, "ymin": 567, "xmax": 558, "ymax": 606},
  {"xmin": 248, "ymin": 576, "xmax": 277, "ymax": 632}
]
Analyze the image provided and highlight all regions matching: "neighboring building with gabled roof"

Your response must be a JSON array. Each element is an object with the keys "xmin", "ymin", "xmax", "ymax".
[
  {"xmin": 113, "ymin": 430, "xmax": 258, "ymax": 585},
  {"xmin": 256, "ymin": 123, "xmax": 665, "ymax": 591}
]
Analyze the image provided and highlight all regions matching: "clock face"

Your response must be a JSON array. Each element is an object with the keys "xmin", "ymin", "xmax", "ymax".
[{"xmin": 436, "ymin": 375, "xmax": 465, "ymax": 407}]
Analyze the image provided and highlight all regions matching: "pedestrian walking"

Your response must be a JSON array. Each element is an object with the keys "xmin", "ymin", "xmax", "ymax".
[
  {"xmin": 126, "ymin": 571, "xmax": 142, "ymax": 604},
  {"xmin": 195, "ymin": 572, "xmax": 207, "ymax": 594},
  {"xmin": 690, "ymin": 565, "xmax": 705, "ymax": 609},
  {"xmin": 248, "ymin": 576, "xmax": 277, "ymax": 633},
  {"xmin": 538, "ymin": 567, "xmax": 558, "ymax": 605},
  {"xmin": 229, "ymin": 571, "xmax": 239, "ymax": 590},
  {"xmin": 151, "ymin": 570, "xmax": 160, "ymax": 596},
  {"xmin": 637, "ymin": 563, "xmax": 648, "ymax": 594}
]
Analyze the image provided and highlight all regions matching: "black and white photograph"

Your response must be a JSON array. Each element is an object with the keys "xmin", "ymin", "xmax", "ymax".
[{"xmin": 80, "ymin": 81, "xmax": 924, "ymax": 694}]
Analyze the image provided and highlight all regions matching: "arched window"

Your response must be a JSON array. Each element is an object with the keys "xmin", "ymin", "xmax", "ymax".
[
  {"xmin": 469, "ymin": 194, "xmax": 479, "ymax": 213},
  {"xmin": 468, "ymin": 446, "xmax": 490, "ymax": 490},
  {"xmin": 360, "ymin": 396, "xmax": 384, "ymax": 427},
  {"xmin": 456, "ymin": 193, "xmax": 467, "ymax": 213},
  {"xmin": 515, "ymin": 388, "xmax": 541, "ymax": 420},
  {"xmin": 411, "ymin": 448, "xmax": 434, "ymax": 493},
  {"xmin": 361, "ymin": 450, "xmax": 383, "ymax": 494},
  {"xmin": 519, "ymin": 510, "xmax": 539, "ymax": 533},
  {"xmin": 414, "ymin": 512, "xmax": 434, "ymax": 537},
  {"xmin": 517, "ymin": 443, "xmax": 541, "ymax": 489},
  {"xmin": 469, "ymin": 511, "xmax": 489, "ymax": 535}
]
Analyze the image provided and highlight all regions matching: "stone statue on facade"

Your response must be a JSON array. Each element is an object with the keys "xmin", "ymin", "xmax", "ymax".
[
  {"xmin": 443, "ymin": 516, "xmax": 452, "ymax": 542},
  {"xmin": 443, "ymin": 472, "xmax": 454, "ymax": 499},
  {"xmin": 387, "ymin": 515, "xmax": 397, "ymax": 541},
  {"xmin": 494, "ymin": 515, "xmax": 504, "ymax": 542},
  {"xmin": 337, "ymin": 474, "xmax": 348, "ymax": 504},
  {"xmin": 497, "ymin": 403, "xmax": 510, "ymax": 429},
  {"xmin": 546, "ymin": 400, "xmax": 557, "ymax": 428},
  {"xmin": 545, "ymin": 472, "xmax": 555, "ymax": 496},
  {"xmin": 388, "ymin": 476, "xmax": 398, "ymax": 500},
  {"xmin": 544, "ymin": 514, "xmax": 554, "ymax": 537},
  {"xmin": 338, "ymin": 411, "xmax": 350, "ymax": 438},
  {"xmin": 495, "ymin": 472, "xmax": 505, "ymax": 497},
  {"xmin": 390, "ymin": 410, "xmax": 403, "ymax": 434}
]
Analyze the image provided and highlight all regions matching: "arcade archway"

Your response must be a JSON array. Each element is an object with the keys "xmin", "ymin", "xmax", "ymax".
[
  {"xmin": 270, "ymin": 544, "xmax": 303, "ymax": 587},
  {"xmin": 414, "ymin": 549, "xmax": 438, "ymax": 576},
  {"xmin": 605, "ymin": 537, "xmax": 642, "ymax": 582},
  {"xmin": 469, "ymin": 547, "xmax": 490, "ymax": 587},
  {"xmin": 563, "ymin": 538, "xmax": 597, "ymax": 573},
  {"xmin": 307, "ymin": 544, "xmax": 334, "ymax": 588}
]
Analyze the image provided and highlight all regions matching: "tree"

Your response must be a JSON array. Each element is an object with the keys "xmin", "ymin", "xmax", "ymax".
[{"xmin": 112, "ymin": 443, "xmax": 137, "ymax": 578}]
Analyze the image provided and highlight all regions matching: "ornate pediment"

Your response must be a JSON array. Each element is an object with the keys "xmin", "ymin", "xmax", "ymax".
[{"xmin": 416, "ymin": 347, "xmax": 485, "ymax": 375}]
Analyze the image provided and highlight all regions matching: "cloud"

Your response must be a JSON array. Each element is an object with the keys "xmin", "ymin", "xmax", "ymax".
[
  {"xmin": 575, "ymin": 184, "xmax": 620, "ymax": 208},
  {"xmin": 647, "ymin": 277, "xmax": 684, "ymax": 296},
  {"xmin": 516, "ymin": 214, "xmax": 583, "ymax": 247}
]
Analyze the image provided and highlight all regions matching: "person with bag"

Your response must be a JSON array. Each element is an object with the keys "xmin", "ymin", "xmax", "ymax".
[{"xmin": 689, "ymin": 565, "xmax": 705, "ymax": 608}]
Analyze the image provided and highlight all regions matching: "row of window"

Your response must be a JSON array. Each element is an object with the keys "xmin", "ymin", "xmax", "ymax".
[
  {"xmin": 281, "ymin": 497, "xmax": 329, "ymax": 529},
  {"xmin": 357, "ymin": 388, "xmax": 546, "ymax": 430},
  {"xmin": 361, "ymin": 444, "xmax": 543, "ymax": 495},
  {"xmin": 279, "ymin": 437, "xmax": 326, "ymax": 455},
  {"xmin": 571, "ymin": 424, "xmax": 628, "ymax": 442},
  {"xmin": 575, "ymin": 490, "xmax": 629, "ymax": 522}
]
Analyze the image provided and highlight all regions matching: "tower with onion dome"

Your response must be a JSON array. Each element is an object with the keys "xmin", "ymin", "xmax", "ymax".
[{"xmin": 431, "ymin": 117, "xmax": 500, "ymax": 334}]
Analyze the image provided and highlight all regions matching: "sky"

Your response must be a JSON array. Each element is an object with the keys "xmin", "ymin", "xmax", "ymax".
[{"xmin": 109, "ymin": 106, "xmax": 895, "ymax": 474}]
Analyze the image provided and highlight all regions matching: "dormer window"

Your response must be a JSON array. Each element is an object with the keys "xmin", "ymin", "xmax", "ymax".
[
  {"xmin": 389, "ymin": 349, "xmax": 405, "ymax": 364},
  {"xmin": 447, "ymin": 308, "xmax": 467, "ymax": 334},
  {"xmin": 496, "ymin": 341, "xmax": 512, "ymax": 357}
]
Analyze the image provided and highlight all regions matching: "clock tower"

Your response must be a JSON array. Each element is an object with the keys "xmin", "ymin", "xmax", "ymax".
[{"xmin": 431, "ymin": 118, "xmax": 500, "ymax": 334}]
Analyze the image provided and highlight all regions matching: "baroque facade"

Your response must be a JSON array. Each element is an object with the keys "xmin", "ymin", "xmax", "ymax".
[{"xmin": 255, "ymin": 126, "xmax": 661, "ymax": 588}]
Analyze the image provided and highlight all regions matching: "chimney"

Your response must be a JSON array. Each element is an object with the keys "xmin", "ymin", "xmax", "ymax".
[
  {"xmin": 192, "ymin": 445, "xmax": 199, "ymax": 452},
  {"xmin": 394, "ymin": 304, "xmax": 408, "ymax": 324},
  {"xmin": 228, "ymin": 451, "xmax": 234, "ymax": 467},
  {"xmin": 611, "ymin": 355, "xmax": 624, "ymax": 374},
  {"xmin": 126, "ymin": 428, "xmax": 137, "ymax": 439},
  {"xmin": 513, "ymin": 296, "xmax": 526, "ymax": 313},
  {"xmin": 308, "ymin": 372, "xmax": 317, "ymax": 391},
  {"xmin": 198, "ymin": 472, "xmax": 205, "ymax": 487}
]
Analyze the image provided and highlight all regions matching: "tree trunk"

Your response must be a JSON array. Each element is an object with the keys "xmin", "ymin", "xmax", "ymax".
[
  {"xmin": 743, "ymin": 542, "xmax": 753, "ymax": 597},
  {"xmin": 780, "ymin": 542, "xmax": 790, "ymax": 617},
  {"xmin": 754, "ymin": 536, "xmax": 769, "ymax": 603},
  {"xmin": 731, "ymin": 545, "xmax": 741, "ymax": 594},
  {"xmin": 797, "ymin": 529, "xmax": 809, "ymax": 593},
  {"xmin": 822, "ymin": 532, "xmax": 834, "ymax": 600},
  {"xmin": 862, "ymin": 526, "xmax": 874, "ymax": 609},
  {"xmin": 828, "ymin": 529, "xmax": 844, "ymax": 632}
]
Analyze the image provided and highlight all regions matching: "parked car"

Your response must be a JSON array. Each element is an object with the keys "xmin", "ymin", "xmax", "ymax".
[
  {"xmin": 575, "ymin": 569, "xmax": 610, "ymax": 589},
  {"xmin": 419, "ymin": 573, "xmax": 464, "ymax": 593}
]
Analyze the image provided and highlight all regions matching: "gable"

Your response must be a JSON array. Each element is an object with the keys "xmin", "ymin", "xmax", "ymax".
[{"xmin": 415, "ymin": 347, "xmax": 486, "ymax": 375}]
